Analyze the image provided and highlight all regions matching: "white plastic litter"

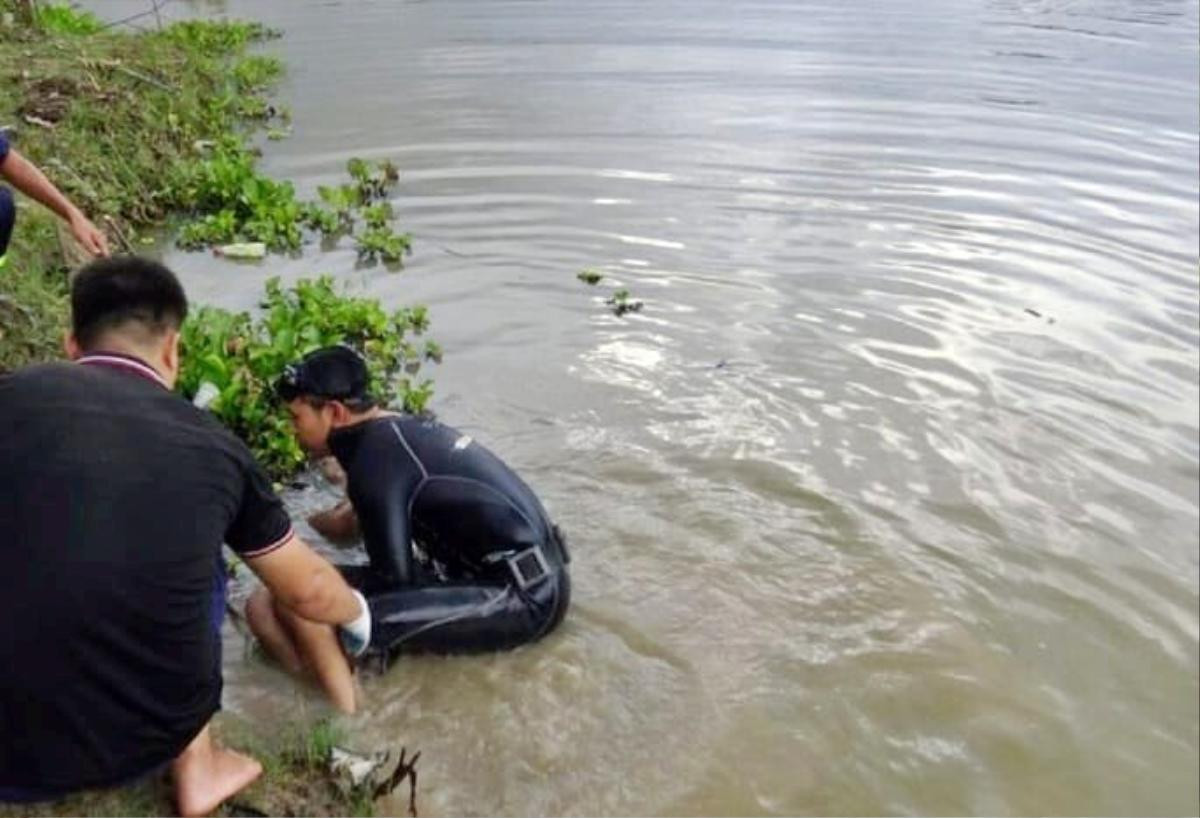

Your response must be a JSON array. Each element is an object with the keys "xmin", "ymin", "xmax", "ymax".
[
  {"xmin": 330, "ymin": 746, "xmax": 389, "ymax": 788},
  {"xmin": 192, "ymin": 381, "xmax": 220, "ymax": 409},
  {"xmin": 215, "ymin": 241, "xmax": 267, "ymax": 259}
]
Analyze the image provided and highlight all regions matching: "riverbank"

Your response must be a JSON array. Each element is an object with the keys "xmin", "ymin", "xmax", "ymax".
[
  {"xmin": 0, "ymin": 5, "xmax": 392, "ymax": 814},
  {"xmin": 0, "ymin": 3, "xmax": 287, "ymax": 370},
  {"xmin": 0, "ymin": 715, "xmax": 389, "ymax": 817},
  {"xmin": 0, "ymin": 3, "xmax": 436, "ymax": 474}
]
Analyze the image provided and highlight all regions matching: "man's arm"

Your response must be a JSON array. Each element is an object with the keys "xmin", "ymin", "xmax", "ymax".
[
  {"xmin": 223, "ymin": 445, "xmax": 364, "ymax": 628},
  {"xmin": 308, "ymin": 499, "xmax": 360, "ymax": 545},
  {"xmin": 352, "ymin": 475, "xmax": 420, "ymax": 586},
  {"xmin": 0, "ymin": 147, "xmax": 109, "ymax": 256},
  {"xmin": 243, "ymin": 534, "xmax": 362, "ymax": 625},
  {"xmin": 347, "ymin": 420, "xmax": 430, "ymax": 586},
  {"xmin": 243, "ymin": 537, "xmax": 368, "ymax": 713}
]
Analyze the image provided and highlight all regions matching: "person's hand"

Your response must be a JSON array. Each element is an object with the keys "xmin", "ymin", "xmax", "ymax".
[
  {"xmin": 318, "ymin": 456, "xmax": 347, "ymax": 487},
  {"xmin": 69, "ymin": 211, "xmax": 110, "ymax": 257},
  {"xmin": 338, "ymin": 589, "xmax": 373, "ymax": 658},
  {"xmin": 308, "ymin": 499, "xmax": 360, "ymax": 546}
]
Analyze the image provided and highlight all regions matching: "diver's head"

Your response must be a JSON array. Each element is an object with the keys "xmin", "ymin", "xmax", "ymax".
[
  {"xmin": 65, "ymin": 256, "xmax": 189, "ymax": 388},
  {"xmin": 275, "ymin": 345, "xmax": 377, "ymax": 456}
]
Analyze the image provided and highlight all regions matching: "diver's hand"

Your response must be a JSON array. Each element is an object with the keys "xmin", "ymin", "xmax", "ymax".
[
  {"xmin": 338, "ymin": 589, "xmax": 372, "ymax": 658},
  {"xmin": 308, "ymin": 499, "xmax": 360, "ymax": 546}
]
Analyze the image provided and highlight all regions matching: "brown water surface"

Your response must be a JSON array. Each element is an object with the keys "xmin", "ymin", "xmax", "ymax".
[{"xmin": 88, "ymin": 1, "xmax": 1200, "ymax": 813}]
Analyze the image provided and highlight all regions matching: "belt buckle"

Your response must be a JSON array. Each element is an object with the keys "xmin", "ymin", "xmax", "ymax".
[{"xmin": 506, "ymin": 545, "xmax": 552, "ymax": 591}]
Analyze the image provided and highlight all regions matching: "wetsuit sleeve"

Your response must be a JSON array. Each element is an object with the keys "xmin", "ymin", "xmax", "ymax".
[
  {"xmin": 0, "ymin": 134, "xmax": 9, "ymax": 163},
  {"xmin": 347, "ymin": 426, "xmax": 425, "ymax": 587},
  {"xmin": 224, "ymin": 457, "xmax": 294, "ymax": 558}
]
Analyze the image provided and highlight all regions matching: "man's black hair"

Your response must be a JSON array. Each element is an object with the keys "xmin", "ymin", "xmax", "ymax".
[{"xmin": 71, "ymin": 256, "xmax": 189, "ymax": 350}]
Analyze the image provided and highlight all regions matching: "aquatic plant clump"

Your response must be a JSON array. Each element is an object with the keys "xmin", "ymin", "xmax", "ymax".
[
  {"xmin": 179, "ymin": 276, "xmax": 439, "ymax": 479},
  {"xmin": 174, "ymin": 147, "xmax": 412, "ymax": 259},
  {"xmin": 606, "ymin": 288, "xmax": 643, "ymax": 316}
]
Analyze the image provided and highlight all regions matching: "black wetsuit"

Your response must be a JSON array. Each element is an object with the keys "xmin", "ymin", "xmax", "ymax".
[{"xmin": 329, "ymin": 414, "xmax": 570, "ymax": 659}]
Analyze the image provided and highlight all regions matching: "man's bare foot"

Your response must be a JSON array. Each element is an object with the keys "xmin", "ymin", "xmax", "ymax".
[{"xmin": 172, "ymin": 725, "xmax": 263, "ymax": 817}]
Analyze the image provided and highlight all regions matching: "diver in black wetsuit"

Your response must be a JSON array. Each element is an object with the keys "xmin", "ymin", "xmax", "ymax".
[{"xmin": 245, "ymin": 346, "xmax": 570, "ymax": 691}]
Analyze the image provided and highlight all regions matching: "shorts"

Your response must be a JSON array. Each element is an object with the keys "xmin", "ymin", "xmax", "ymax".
[{"xmin": 0, "ymin": 187, "xmax": 14, "ymax": 261}]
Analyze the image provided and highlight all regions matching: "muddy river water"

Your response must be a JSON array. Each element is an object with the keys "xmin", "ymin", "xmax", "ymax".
[{"xmin": 86, "ymin": 1, "xmax": 1200, "ymax": 813}]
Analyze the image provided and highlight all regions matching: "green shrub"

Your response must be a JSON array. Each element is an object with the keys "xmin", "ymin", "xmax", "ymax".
[
  {"xmin": 179, "ymin": 276, "xmax": 438, "ymax": 478},
  {"xmin": 34, "ymin": 3, "xmax": 102, "ymax": 36},
  {"xmin": 232, "ymin": 55, "xmax": 283, "ymax": 92},
  {"xmin": 163, "ymin": 19, "xmax": 276, "ymax": 54}
]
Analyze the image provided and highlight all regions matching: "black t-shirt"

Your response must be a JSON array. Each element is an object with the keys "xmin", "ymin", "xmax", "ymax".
[
  {"xmin": 329, "ymin": 414, "xmax": 556, "ymax": 588},
  {"xmin": 0, "ymin": 354, "xmax": 292, "ymax": 794}
]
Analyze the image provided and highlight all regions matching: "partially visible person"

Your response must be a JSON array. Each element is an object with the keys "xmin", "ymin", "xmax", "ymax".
[
  {"xmin": 0, "ymin": 131, "xmax": 109, "ymax": 266},
  {"xmin": 246, "ymin": 346, "xmax": 571, "ymax": 707},
  {"xmin": 0, "ymin": 258, "xmax": 370, "ymax": 816}
]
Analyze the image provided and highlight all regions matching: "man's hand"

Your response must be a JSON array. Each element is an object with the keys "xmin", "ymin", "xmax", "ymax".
[
  {"xmin": 338, "ymin": 590, "xmax": 372, "ymax": 657},
  {"xmin": 1, "ymin": 148, "xmax": 110, "ymax": 257},
  {"xmin": 69, "ymin": 211, "xmax": 110, "ymax": 257}
]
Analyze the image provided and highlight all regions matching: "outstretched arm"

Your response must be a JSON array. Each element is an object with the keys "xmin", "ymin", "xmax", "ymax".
[{"xmin": 0, "ymin": 147, "xmax": 109, "ymax": 256}]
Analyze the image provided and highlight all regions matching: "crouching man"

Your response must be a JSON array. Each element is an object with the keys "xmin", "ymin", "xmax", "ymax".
[
  {"xmin": 246, "ymin": 346, "xmax": 570, "ymax": 703},
  {"xmin": 0, "ymin": 259, "xmax": 370, "ymax": 815}
]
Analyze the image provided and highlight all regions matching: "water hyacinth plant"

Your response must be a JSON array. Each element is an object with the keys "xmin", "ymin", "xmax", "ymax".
[{"xmin": 179, "ymin": 276, "xmax": 439, "ymax": 478}]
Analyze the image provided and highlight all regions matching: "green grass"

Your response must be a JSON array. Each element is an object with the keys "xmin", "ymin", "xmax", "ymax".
[
  {"xmin": 0, "ymin": 6, "xmax": 287, "ymax": 370},
  {"xmin": 0, "ymin": 210, "xmax": 68, "ymax": 373},
  {"xmin": 31, "ymin": 2, "xmax": 103, "ymax": 36}
]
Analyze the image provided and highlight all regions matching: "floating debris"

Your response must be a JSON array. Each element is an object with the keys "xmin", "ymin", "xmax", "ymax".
[
  {"xmin": 606, "ymin": 288, "xmax": 644, "ymax": 316},
  {"xmin": 325, "ymin": 745, "xmax": 421, "ymax": 816},
  {"xmin": 192, "ymin": 381, "xmax": 220, "ymax": 409},
  {"xmin": 214, "ymin": 241, "xmax": 267, "ymax": 259},
  {"xmin": 373, "ymin": 747, "xmax": 421, "ymax": 817},
  {"xmin": 330, "ymin": 745, "xmax": 390, "ymax": 789},
  {"xmin": 577, "ymin": 269, "xmax": 604, "ymax": 285}
]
